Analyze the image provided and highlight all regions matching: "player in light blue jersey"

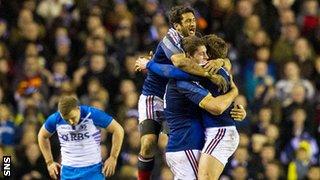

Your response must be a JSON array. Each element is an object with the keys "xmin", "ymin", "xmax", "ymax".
[{"xmin": 38, "ymin": 96, "xmax": 124, "ymax": 180}]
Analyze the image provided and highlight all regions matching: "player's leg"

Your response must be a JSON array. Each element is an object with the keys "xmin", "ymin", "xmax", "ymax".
[
  {"xmin": 199, "ymin": 127, "xmax": 239, "ymax": 180},
  {"xmin": 198, "ymin": 153, "xmax": 224, "ymax": 180},
  {"xmin": 138, "ymin": 95, "xmax": 163, "ymax": 180},
  {"xmin": 166, "ymin": 149, "xmax": 200, "ymax": 180},
  {"xmin": 138, "ymin": 120, "xmax": 161, "ymax": 180}
]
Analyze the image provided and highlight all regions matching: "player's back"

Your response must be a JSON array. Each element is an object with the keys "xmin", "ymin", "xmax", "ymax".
[
  {"xmin": 142, "ymin": 28, "xmax": 183, "ymax": 98},
  {"xmin": 164, "ymin": 79, "xmax": 205, "ymax": 152},
  {"xmin": 200, "ymin": 68, "xmax": 235, "ymax": 128}
]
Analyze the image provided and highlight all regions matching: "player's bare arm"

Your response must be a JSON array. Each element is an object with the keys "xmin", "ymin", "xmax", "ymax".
[
  {"xmin": 103, "ymin": 120, "xmax": 124, "ymax": 177},
  {"xmin": 199, "ymin": 79, "xmax": 239, "ymax": 115},
  {"xmin": 171, "ymin": 53, "xmax": 208, "ymax": 77},
  {"xmin": 204, "ymin": 58, "xmax": 232, "ymax": 74},
  {"xmin": 38, "ymin": 127, "xmax": 61, "ymax": 180},
  {"xmin": 171, "ymin": 53, "xmax": 228, "ymax": 92}
]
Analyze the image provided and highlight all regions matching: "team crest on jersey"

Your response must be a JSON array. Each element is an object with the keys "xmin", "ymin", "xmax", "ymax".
[{"xmin": 79, "ymin": 124, "xmax": 87, "ymax": 131}]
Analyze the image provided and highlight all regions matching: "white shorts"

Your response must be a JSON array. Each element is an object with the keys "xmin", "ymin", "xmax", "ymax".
[
  {"xmin": 138, "ymin": 94, "xmax": 165, "ymax": 123},
  {"xmin": 165, "ymin": 150, "xmax": 200, "ymax": 180},
  {"xmin": 202, "ymin": 126, "xmax": 239, "ymax": 166}
]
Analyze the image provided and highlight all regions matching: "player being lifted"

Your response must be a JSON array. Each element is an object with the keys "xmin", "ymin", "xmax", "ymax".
[
  {"xmin": 38, "ymin": 96, "xmax": 124, "ymax": 180},
  {"xmin": 135, "ymin": 6, "xmax": 229, "ymax": 180}
]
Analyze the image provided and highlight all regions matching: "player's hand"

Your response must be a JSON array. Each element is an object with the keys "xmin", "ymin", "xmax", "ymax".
[
  {"xmin": 204, "ymin": 59, "xmax": 225, "ymax": 74},
  {"xmin": 147, "ymin": 51, "xmax": 153, "ymax": 59},
  {"xmin": 209, "ymin": 74, "xmax": 228, "ymax": 93},
  {"xmin": 230, "ymin": 104, "xmax": 246, "ymax": 121},
  {"xmin": 47, "ymin": 162, "xmax": 61, "ymax": 179},
  {"xmin": 103, "ymin": 156, "xmax": 117, "ymax": 177},
  {"xmin": 135, "ymin": 57, "xmax": 150, "ymax": 72}
]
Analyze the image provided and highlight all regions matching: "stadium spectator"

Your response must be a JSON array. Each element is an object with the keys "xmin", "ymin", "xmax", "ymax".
[
  {"xmin": 275, "ymin": 61, "xmax": 314, "ymax": 104},
  {"xmin": 0, "ymin": 104, "xmax": 17, "ymax": 146}
]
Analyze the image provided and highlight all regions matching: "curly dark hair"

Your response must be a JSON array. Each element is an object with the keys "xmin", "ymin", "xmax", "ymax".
[{"xmin": 168, "ymin": 6, "xmax": 195, "ymax": 27}]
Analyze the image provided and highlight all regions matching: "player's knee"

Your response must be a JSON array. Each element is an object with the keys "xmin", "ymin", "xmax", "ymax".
[
  {"xmin": 139, "ymin": 119, "xmax": 161, "ymax": 136},
  {"xmin": 140, "ymin": 135, "xmax": 157, "ymax": 156}
]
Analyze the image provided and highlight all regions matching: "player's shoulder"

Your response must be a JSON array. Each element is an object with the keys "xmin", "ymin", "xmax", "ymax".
[
  {"xmin": 80, "ymin": 105, "xmax": 105, "ymax": 112},
  {"xmin": 46, "ymin": 112, "xmax": 62, "ymax": 124},
  {"xmin": 161, "ymin": 28, "xmax": 182, "ymax": 48},
  {"xmin": 177, "ymin": 80, "xmax": 208, "ymax": 96},
  {"xmin": 166, "ymin": 28, "xmax": 181, "ymax": 44},
  {"xmin": 79, "ymin": 105, "xmax": 98, "ymax": 117},
  {"xmin": 80, "ymin": 105, "xmax": 91, "ymax": 112},
  {"xmin": 176, "ymin": 80, "xmax": 201, "ymax": 89}
]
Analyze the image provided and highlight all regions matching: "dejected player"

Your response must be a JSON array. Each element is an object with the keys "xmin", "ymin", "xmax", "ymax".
[{"xmin": 38, "ymin": 96, "xmax": 124, "ymax": 180}]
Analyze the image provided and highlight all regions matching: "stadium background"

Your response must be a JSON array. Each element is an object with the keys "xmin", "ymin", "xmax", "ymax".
[{"xmin": 0, "ymin": 0, "xmax": 320, "ymax": 179}]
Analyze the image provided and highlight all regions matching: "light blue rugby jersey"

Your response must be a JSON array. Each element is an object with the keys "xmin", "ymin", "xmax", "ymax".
[{"xmin": 44, "ymin": 105, "xmax": 113, "ymax": 167}]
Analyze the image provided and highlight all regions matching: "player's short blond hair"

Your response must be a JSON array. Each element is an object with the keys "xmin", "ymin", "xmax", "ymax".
[{"xmin": 58, "ymin": 96, "xmax": 78, "ymax": 116}]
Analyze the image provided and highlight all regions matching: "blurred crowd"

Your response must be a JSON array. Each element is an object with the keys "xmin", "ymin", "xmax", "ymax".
[{"xmin": 0, "ymin": 0, "xmax": 320, "ymax": 179}]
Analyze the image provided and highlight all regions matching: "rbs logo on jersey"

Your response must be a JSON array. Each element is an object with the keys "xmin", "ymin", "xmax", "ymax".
[{"xmin": 60, "ymin": 132, "xmax": 90, "ymax": 141}]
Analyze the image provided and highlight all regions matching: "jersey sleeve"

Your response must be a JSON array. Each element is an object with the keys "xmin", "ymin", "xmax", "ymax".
[
  {"xmin": 217, "ymin": 67, "xmax": 231, "ymax": 89},
  {"xmin": 147, "ymin": 60, "xmax": 201, "ymax": 81},
  {"xmin": 44, "ymin": 113, "xmax": 59, "ymax": 134},
  {"xmin": 160, "ymin": 36, "xmax": 183, "ymax": 59},
  {"xmin": 90, "ymin": 107, "xmax": 113, "ymax": 128},
  {"xmin": 176, "ymin": 81, "xmax": 209, "ymax": 105}
]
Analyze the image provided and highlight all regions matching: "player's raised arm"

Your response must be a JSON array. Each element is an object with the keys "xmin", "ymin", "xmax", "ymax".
[
  {"xmin": 38, "ymin": 125, "xmax": 61, "ymax": 179},
  {"xmin": 171, "ymin": 53, "xmax": 209, "ymax": 77},
  {"xmin": 103, "ymin": 119, "xmax": 124, "ymax": 177}
]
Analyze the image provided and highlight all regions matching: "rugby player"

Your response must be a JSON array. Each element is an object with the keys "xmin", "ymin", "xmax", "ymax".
[
  {"xmin": 198, "ymin": 34, "xmax": 244, "ymax": 180},
  {"xmin": 135, "ymin": 6, "xmax": 228, "ymax": 180},
  {"xmin": 137, "ymin": 35, "xmax": 246, "ymax": 179},
  {"xmin": 164, "ymin": 36, "xmax": 241, "ymax": 179},
  {"xmin": 38, "ymin": 96, "xmax": 124, "ymax": 180}
]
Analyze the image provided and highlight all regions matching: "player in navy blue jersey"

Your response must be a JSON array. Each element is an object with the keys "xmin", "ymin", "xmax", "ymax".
[
  {"xmin": 135, "ymin": 6, "xmax": 229, "ymax": 180},
  {"xmin": 164, "ymin": 36, "xmax": 242, "ymax": 179},
  {"xmin": 136, "ymin": 35, "xmax": 246, "ymax": 179},
  {"xmin": 197, "ymin": 34, "xmax": 246, "ymax": 180},
  {"xmin": 38, "ymin": 96, "xmax": 124, "ymax": 180}
]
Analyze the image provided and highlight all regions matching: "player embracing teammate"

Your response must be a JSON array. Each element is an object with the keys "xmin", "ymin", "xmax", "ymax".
[
  {"xmin": 136, "ymin": 5, "xmax": 246, "ymax": 180},
  {"xmin": 136, "ymin": 6, "xmax": 229, "ymax": 180}
]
